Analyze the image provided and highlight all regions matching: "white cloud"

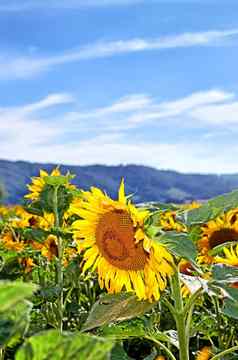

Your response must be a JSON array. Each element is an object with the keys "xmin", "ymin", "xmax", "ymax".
[
  {"xmin": 3, "ymin": 136, "xmax": 238, "ymax": 174},
  {"xmin": 1, "ymin": 29, "xmax": 238, "ymax": 80},
  {"xmin": 190, "ymin": 101, "xmax": 238, "ymax": 125},
  {"xmin": 127, "ymin": 89, "xmax": 234, "ymax": 124},
  {"xmin": 2, "ymin": 88, "xmax": 238, "ymax": 173}
]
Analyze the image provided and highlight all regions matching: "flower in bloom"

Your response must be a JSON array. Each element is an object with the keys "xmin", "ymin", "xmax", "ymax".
[
  {"xmin": 198, "ymin": 209, "xmax": 238, "ymax": 264},
  {"xmin": 214, "ymin": 244, "xmax": 238, "ymax": 267},
  {"xmin": 195, "ymin": 346, "xmax": 212, "ymax": 360},
  {"xmin": 1, "ymin": 231, "xmax": 25, "ymax": 252},
  {"xmin": 72, "ymin": 180, "xmax": 174, "ymax": 301},
  {"xmin": 25, "ymin": 168, "xmax": 75, "ymax": 201}
]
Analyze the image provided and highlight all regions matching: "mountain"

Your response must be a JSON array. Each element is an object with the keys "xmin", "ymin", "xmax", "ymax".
[{"xmin": 0, "ymin": 159, "xmax": 238, "ymax": 204}]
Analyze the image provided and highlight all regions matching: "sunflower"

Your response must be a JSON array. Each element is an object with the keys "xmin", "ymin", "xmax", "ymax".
[
  {"xmin": 195, "ymin": 346, "xmax": 212, "ymax": 360},
  {"xmin": 159, "ymin": 210, "xmax": 186, "ymax": 232},
  {"xmin": 25, "ymin": 168, "xmax": 75, "ymax": 201},
  {"xmin": 214, "ymin": 244, "xmax": 238, "ymax": 266},
  {"xmin": 198, "ymin": 209, "xmax": 238, "ymax": 264},
  {"xmin": 40, "ymin": 235, "xmax": 58, "ymax": 261},
  {"xmin": 71, "ymin": 180, "xmax": 174, "ymax": 301},
  {"xmin": 1, "ymin": 231, "xmax": 25, "ymax": 252}
]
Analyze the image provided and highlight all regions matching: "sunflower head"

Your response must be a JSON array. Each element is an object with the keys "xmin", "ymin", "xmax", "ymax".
[
  {"xmin": 72, "ymin": 180, "xmax": 174, "ymax": 301},
  {"xmin": 1, "ymin": 231, "xmax": 25, "ymax": 252},
  {"xmin": 41, "ymin": 235, "xmax": 58, "ymax": 261},
  {"xmin": 195, "ymin": 346, "xmax": 212, "ymax": 360},
  {"xmin": 198, "ymin": 209, "xmax": 238, "ymax": 264},
  {"xmin": 214, "ymin": 244, "xmax": 238, "ymax": 267},
  {"xmin": 159, "ymin": 210, "xmax": 186, "ymax": 232},
  {"xmin": 25, "ymin": 167, "xmax": 75, "ymax": 201}
]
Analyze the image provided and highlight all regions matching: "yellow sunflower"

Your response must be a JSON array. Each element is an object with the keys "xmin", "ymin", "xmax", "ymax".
[
  {"xmin": 1, "ymin": 231, "xmax": 25, "ymax": 252},
  {"xmin": 25, "ymin": 168, "xmax": 75, "ymax": 201},
  {"xmin": 214, "ymin": 244, "xmax": 238, "ymax": 267},
  {"xmin": 195, "ymin": 346, "xmax": 212, "ymax": 360},
  {"xmin": 198, "ymin": 208, "xmax": 238, "ymax": 264},
  {"xmin": 159, "ymin": 210, "xmax": 186, "ymax": 232},
  {"xmin": 71, "ymin": 180, "xmax": 174, "ymax": 301}
]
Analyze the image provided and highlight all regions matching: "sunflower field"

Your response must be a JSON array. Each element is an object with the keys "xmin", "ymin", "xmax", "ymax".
[{"xmin": 1, "ymin": 169, "xmax": 238, "ymax": 360}]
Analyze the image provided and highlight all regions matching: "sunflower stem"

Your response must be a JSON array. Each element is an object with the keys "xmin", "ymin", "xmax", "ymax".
[
  {"xmin": 212, "ymin": 296, "xmax": 223, "ymax": 350},
  {"xmin": 53, "ymin": 185, "xmax": 64, "ymax": 333},
  {"xmin": 210, "ymin": 345, "xmax": 238, "ymax": 360},
  {"xmin": 170, "ymin": 267, "xmax": 189, "ymax": 360},
  {"xmin": 145, "ymin": 336, "xmax": 176, "ymax": 360}
]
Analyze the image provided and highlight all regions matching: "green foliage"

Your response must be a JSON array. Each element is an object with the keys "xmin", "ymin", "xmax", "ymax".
[
  {"xmin": 82, "ymin": 293, "xmax": 156, "ymax": 332},
  {"xmin": 0, "ymin": 301, "xmax": 32, "ymax": 348},
  {"xmin": 223, "ymin": 298, "xmax": 238, "ymax": 320},
  {"xmin": 155, "ymin": 232, "xmax": 197, "ymax": 264},
  {"xmin": 184, "ymin": 189, "xmax": 238, "ymax": 226},
  {"xmin": 212, "ymin": 264, "xmax": 238, "ymax": 283},
  {"xmin": 0, "ymin": 281, "xmax": 37, "ymax": 312},
  {"xmin": 16, "ymin": 330, "xmax": 114, "ymax": 360},
  {"xmin": 40, "ymin": 185, "xmax": 73, "ymax": 218},
  {"xmin": 44, "ymin": 174, "xmax": 74, "ymax": 187}
]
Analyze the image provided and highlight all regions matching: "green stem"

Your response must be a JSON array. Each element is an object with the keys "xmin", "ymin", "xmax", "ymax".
[
  {"xmin": 210, "ymin": 345, "xmax": 238, "ymax": 360},
  {"xmin": 53, "ymin": 186, "xmax": 64, "ymax": 332},
  {"xmin": 184, "ymin": 288, "xmax": 202, "ymax": 339},
  {"xmin": 0, "ymin": 348, "xmax": 4, "ymax": 360},
  {"xmin": 213, "ymin": 296, "xmax": 223, "ymax": 349},
  {"xmin": 170, "ymin": 268, "xmax": 189, "ymax": 360},
  {"xmin": 145, "ymin": 336, "xmax": 176, "ymax": 360}
]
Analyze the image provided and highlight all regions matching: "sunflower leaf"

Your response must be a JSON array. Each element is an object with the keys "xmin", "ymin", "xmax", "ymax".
[
  {"xmin": 0, "ymin": 281, "xmax": 37, "ymax": 312},
  {"xmin": 155, "ymin": 232, "xmax": 197, "ymax": 264},
  {"xmin": 16, "ymin": 330, "xmax": 114, "ymax": 360},
  {"xmin": 212, "ymin": 264, "xmax": 238, "ymax": 283},
  {"xmin": 110, "ymin": 343, "xmax": 132, "ymax": 360},
  {"xmin": 81, "ymin": 293, "xmax": 155, "ymax": 332},
  {"xmin": 222, "ymin": 298, "xmax": 238, "ymax": 320},
  {"xmin": 44, "ymin": 174, "xmax": 74, "ymax": 187},
  {"xmin": 184, "ymin": 189, "xmax": 238, "ymax": 226}
]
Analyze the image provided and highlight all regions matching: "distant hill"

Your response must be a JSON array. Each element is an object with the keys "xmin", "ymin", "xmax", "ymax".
[{"xmin": 1, "ymin": 159, "xmax": 238, "ymax": 204}]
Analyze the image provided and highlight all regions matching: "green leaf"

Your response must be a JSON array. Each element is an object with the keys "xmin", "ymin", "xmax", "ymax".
[
  {"xmin": 0, "ymin": 281, "xmax": 37, "ymax": 312},
  {"xmin": 155, "ymin": 232, "xmax": 197, "ymax": 263},
  {"xmin": 212, "ymin": 264, "xmax": 238, "ymax": 283},
  {"xmin": 23, "ymin": 228, "xmax": 48, "ymax": 243},
  {"xmin": 146, "ymin": 225, "xmax": 161, "ymax": 239},
  {"xmin": 44, "ymin": 174, "xmax": 74, "ymax": 187},
  {"xmin": 102, "ymin": 320, "xmax": 171, "ymax": 345},
  {"xmin": 184, "ymin": 189, "xmax": 238, "ymax": 226},
  {"xmin": 81, "ymin": 293, "xmax": 155, "ymax": 332},
  {"xmin": 102, "ymin": 320, "xmax": 147, "ymax": 339},
  {"xmin": 16, "ymin": 330, "xmax": 114, "ymax": 360},
  {"xmin": 110, "ymin": 343, "xmax": 132, "ymax": 360},
  {"xmin": 39, "ymin": 185, "xmax": 73, "ymax": 220},
  {"xmin": 24, "ymin": 201, "xmax": 44, "ymax": 217},
  {"xmin": 223, "ymin": 298, "xmax": 238, "ymax": 320},
  {"xmin": 0, "ymin": 300, "xmax": 32, "ymax": 347}
]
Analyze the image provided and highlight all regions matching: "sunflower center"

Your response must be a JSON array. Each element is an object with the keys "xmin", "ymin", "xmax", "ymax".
[
  {"xmin": 209, "ymin": 228, "xmax": 238, "ymax": 249},
  {"xmin": 96, "ymin": 210, "xmax": 147, "ymax": 270}
]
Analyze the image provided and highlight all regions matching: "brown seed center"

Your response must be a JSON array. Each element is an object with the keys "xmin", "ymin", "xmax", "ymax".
[
  {"xmin": 209, "ymin": 228, "xmax": 238, "ymax": 249},
  {"xmin": 96, "ymin": 210, "xmax": 147, "ymax": 270}
]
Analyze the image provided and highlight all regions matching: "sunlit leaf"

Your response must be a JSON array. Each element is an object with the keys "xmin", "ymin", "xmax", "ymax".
[
  {"xmin": 82, "ymin": 293, "xmax": 155, "ymax": 332},
  {"xmin": 155, "ymin": 232, "xmax": 197, "ymax": 264},
  {"xmin": 16, "ymin": 330, "xmax": 114, "ymax": 360},
  {"xmin": 184, "ymin": 189, "xmax": 238, "ymax": 226},
  {"xmin": 0, "ymin": 281, "xmax": 37, "ymax": 312}
]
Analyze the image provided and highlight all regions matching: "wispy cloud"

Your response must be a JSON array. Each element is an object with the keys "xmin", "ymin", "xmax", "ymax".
[
  {"xmin": 1, "ymin": 29, "xmax": 238, "ymax": 80},
  {"xmin": 0, "ymin": 0, "xmax": 144, "ymax": 12},
  {"xmin": 1, "ymin": 88, "xmax": 238, "ymax": 173}
]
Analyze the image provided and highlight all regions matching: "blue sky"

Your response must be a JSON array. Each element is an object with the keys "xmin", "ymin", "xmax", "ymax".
[{"xmin": 1, "ymin": 0, "xmax": 238, "ymax": 173}]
